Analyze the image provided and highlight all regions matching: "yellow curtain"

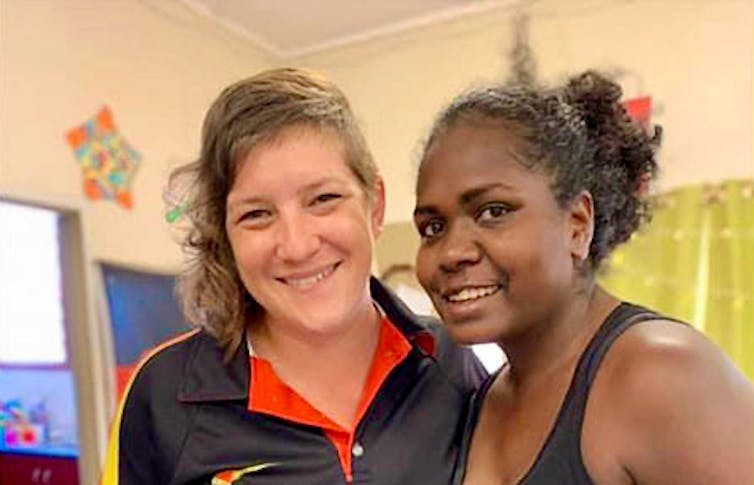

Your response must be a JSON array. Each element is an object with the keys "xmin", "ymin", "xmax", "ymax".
[{"xmin": 599, "ymin": 179, "xmax": 754, "ymax": 380}]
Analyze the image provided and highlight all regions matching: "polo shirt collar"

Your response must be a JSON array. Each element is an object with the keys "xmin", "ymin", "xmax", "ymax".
[
  {"xmin": 178, "ymin": 276, "xmax": 437, "ymax": 403},
  {"xmin": 369, "ymin": 277, "xmax": 437, "ymax": 357},
  {"xmin": 178, "ymin": 331, "xmax": 249, "ymax": 402}
]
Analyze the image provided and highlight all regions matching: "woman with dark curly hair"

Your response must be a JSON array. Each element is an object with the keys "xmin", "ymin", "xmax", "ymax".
[
  {"xmin": 413, "ymin": 71, "xmax": 754, "ymax": 485},
  {"xmin": 101, "ymin": 67, "xmax": 486, "ymax": 485}
]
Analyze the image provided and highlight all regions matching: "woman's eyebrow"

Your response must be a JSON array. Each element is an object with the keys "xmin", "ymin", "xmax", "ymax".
[
  {"xmin": 414, "ymin": 182, "xmax": 516, "ymax": 217},
  {"xmin": 413, "ymin": 205, "xmax": 437, "ymax": 218},
  {"xmin": 459, "ymin": 183, "xmax": 515, "ymax": 205},
  {"xmin": 299, "ymin": 177, "xmax": 341, "ymax": 194},
  {"xmin": 227, "ymin": 194, "xmax": 266, "ymax": 211}
]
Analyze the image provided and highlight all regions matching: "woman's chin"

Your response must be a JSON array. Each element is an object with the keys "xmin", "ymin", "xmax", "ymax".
[{"xmin": 442, "ymin": 317, "xmax": 504, "ymax": 346}]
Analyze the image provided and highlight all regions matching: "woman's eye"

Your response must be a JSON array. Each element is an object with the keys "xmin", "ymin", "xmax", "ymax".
[
  {"xmin": 477, "ymin": 203, "xmax": 510, "ymax": 222},
  {"xmin": 239, "ymin": 209, "xmax": 270, "ymax": 223},
  {"xmin": 418, "ymin": 219, "xmax": 445, "ymax": 239},
  {"xmin": 313, "ymin": 193, "xmax": 341, "ymax": 205}
]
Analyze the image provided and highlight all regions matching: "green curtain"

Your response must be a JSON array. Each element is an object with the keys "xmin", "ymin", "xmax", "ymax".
[{"xmin": 599, "ymin": 179, "xmax": 754, "ymax": 380}]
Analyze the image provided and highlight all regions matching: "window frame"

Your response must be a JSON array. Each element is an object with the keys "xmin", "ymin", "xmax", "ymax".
[{"xmin": 0, "ymin": 190, "xmax": 111, "ymax": 485}]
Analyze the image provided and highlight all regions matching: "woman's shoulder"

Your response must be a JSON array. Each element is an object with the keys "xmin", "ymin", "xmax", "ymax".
[
  {"xmin": 124, "ymin": 328, "xmax": 205, "ymax": 398},
  {"xmin": 595, "ymin": 314, "xmax": 748, "ymax": 410},
  {"xmin": 586, "ymin": 313, "xmax": 754, "ymax": 483},
  {"xmin": 602, "ymin": 315, "xmax": 736, "ymax": 386}
]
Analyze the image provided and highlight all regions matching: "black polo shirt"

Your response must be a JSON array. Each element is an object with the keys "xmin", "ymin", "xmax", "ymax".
[{"xmin": 102, "ymin": 278, "xmax": 486, "ymax": 484}]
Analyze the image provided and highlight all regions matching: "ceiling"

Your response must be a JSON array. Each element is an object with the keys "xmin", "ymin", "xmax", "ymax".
[{"xmin": 179, "ymin": 0, "xmax": 518, "ymax": 58}]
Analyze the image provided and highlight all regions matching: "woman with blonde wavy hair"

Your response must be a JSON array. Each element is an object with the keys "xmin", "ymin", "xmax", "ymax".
[{"xmin": 102, "ymin": 68, "xmax": 486, "ymax": 485}]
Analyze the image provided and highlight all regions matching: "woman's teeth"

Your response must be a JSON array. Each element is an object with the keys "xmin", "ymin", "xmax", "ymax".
[
  {"xmin": 286, "ymin": 265, "xmax": 336, "ymax": 288},
  {"xmin": 446, "ymin": 285, "xmax": 500, "ymax": 303}
]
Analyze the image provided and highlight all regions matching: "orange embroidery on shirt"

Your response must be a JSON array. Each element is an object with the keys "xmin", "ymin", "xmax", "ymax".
[{"xmin": 211, "ymin": 462, "xmax": 278, "ymax": 484}]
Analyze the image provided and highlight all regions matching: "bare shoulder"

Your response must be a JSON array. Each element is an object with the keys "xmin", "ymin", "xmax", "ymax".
[
  {"xmin": 602, "ymin": 318, "xmax": 752, "ymax": 401},
  {"xmin": 586, "ymin": 318, "xmax": 754, "ymax": 485}
]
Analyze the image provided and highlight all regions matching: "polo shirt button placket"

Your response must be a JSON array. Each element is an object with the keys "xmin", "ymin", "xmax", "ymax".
[{"xmin": 352, "ymin": 442, "xmax": 364, "ymax": 458}]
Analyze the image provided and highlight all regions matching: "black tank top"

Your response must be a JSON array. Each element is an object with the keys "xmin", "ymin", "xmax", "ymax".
[{"xmin": 454, "ymin": 303, "xmax": 672, "ymax": 485}]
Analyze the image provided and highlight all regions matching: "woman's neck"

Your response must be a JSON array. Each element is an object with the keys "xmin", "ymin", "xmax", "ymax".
[
  {"xmin": 251, "ymin": 297, "xmax": 381, "ymax": 366},
  {"xmin": 247, "ymin": 299, "xmax": 383, "ymax": 427},
  {"xmin": 500, "ymin": 285, "xmax": 619, "ymax": 389}
]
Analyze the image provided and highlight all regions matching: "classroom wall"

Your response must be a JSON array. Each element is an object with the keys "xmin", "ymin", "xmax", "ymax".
[
  {"xmin": 296, "ymin": 0, "xmax": 754, "ymax": 225},
  {"xmin": 0, "ymin": 0, "xmax": 275, "ymax": 271}
]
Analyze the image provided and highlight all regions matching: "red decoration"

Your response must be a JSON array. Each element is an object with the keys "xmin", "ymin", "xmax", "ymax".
[{"xmin": 622, "ymin": 96, "xmax": 652, "ymax": 132}]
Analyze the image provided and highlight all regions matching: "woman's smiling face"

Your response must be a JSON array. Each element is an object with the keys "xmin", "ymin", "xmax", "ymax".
[
  {"xmin": 225, "ymin": 127, "xmax": 384, "ymax": 338},
  {"xmin": 414, "ymin": 120, "xmax": 584, "ymax": 345}
]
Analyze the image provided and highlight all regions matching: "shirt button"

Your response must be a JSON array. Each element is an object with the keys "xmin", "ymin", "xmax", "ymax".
[{"xmin": 352, "ymin": 442, "xmax": 364, "ymax": 457}]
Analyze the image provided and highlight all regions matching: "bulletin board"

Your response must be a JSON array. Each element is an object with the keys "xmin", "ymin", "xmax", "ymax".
[{"xmin": 99, "ymin": 263, "xmax": 189, "ymax": 398}]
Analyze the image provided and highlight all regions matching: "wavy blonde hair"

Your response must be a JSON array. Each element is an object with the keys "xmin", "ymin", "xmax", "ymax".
[{"xmin": 169, "ymin": 68, "xmax": 378, "ymax": 358}]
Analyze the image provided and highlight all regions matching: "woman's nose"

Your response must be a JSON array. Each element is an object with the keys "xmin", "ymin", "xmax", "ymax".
[
  {"xmin": 274, "ymin": 210, "xmax": 320, "ymax": 262},
  {"xmin": 438, "ymin": 221, "xmax": 482, "ymax": 273}
]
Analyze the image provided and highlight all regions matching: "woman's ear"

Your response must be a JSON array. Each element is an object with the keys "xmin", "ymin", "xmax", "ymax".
[
  {"xmin": 371, "ymin": 177, "xmax": 386, "ymax": 238},
  {"xmin": 567, "ymin": 190, "xmax": 594, "ymax": 262}
]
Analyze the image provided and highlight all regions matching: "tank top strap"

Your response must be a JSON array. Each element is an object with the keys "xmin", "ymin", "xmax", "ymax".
[
  {"xmin": 580, "ymin": 302, "xmax": 664, "ymax": 389},
  {"xmin": 520, "ymin": 302, "xmax": 667, "ymax": 484},
  {"xmin": 455, "ymin": 302, "xmax": 677, "ymax": 485},
  {"xmin": 556, "ymin": 302, "xmax": 663, "ymax": 439}
]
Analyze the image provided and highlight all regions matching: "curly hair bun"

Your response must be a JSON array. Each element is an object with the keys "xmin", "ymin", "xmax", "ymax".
[
  {"xmin": 564, "ymin": 70, "xmax": 659, "ymax": 182},
  {"xmin": 565, "ymin": 71, "xmax": 622, "ymax": 134},
  {"xmin": 563, "ymin": 70, "xmax": 660, "ymax": 263}
]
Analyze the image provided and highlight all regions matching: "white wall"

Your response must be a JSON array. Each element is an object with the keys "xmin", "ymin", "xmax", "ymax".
[
  {"xmin": 0, "ymin": 0, "xmax": 275, "ymax": 271},
  {"xmin": 3, "ymin": 0, "xmax": 751, "ymax": 250},
  {"xmin": 296, "ymin": 0, "xmax": 753, "ymax": 224}
]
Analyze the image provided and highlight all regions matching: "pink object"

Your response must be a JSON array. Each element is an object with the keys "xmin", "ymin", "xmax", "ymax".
[{"xmin": 4, "ymin": 426, "xmax": 19, "ymax": 446}]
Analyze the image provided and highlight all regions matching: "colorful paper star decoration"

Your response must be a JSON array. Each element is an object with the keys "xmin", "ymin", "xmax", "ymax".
[{"xmin": 65, "ymin": 106, "xmax": 141, "ymax": 209}]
